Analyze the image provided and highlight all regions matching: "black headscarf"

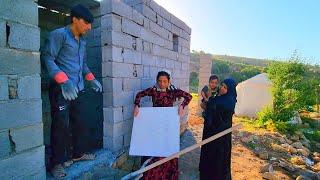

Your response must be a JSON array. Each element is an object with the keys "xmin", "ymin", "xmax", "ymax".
[{"xmin": 216, "ymin": 78, "xmax": 237, "ymax": 112}]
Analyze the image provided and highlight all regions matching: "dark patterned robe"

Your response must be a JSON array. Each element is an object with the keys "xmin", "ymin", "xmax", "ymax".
[{"xmin": 134, "ymin": 85, "xmax": 192, "ymax": 180}]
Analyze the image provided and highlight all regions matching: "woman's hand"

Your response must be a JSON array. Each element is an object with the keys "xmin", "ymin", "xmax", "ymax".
[
  {"xmin": 178, "ymin": 105, "xmax": 185, "ymax": 117},
  {"xmin": 133, "ymin": 105, "xmax": 139, "ymax": 117}
]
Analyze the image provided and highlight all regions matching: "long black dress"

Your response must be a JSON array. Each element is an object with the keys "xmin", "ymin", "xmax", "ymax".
[{"xmin": 199, "ymin": 78, "xmax": 237, "ymax": 180}]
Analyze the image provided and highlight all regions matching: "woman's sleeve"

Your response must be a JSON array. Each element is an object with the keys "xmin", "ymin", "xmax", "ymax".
[
  {"xmin": 175, "ymin": 89, "xmax": 193, "ymax": 108},
  {"xmin": 134, "ymin": 87, "xmax": 154, "ymax": 107}
]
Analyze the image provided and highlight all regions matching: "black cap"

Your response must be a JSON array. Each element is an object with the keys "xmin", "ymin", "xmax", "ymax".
[{"xmin": 71, "ymin": 4, "xmax": 94, "ymax": 23}]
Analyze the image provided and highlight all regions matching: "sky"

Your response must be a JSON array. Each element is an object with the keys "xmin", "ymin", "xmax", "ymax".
[{"xmin": 154, "ymin": 0, "xmax": 320, "ymax": 65}]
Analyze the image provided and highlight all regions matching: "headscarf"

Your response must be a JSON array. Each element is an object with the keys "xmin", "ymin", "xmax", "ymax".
[{"xmin": 208, "ymin": 78, "xmax": 237, "ymax": 112}]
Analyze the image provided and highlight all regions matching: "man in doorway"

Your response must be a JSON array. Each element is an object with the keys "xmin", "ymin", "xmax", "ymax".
[{"xmin": 41, "ymin": 4, "xmax": 102, "ymax": 178}]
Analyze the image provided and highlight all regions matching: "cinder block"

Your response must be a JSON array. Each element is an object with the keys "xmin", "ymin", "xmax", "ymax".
[
  {"xmin": 102, "ymin": 46, "xmax": 123, "ymax": 62},
  {"xmin": 0, "ymin": 0, "xmax": 38, "ymax": 26},
  {"xmin": 103, "ymin": 135, "xmax": 123, "ymax": 152},
  {"xmin": 102, "ymin": 62, "xmax": 142, "ymax": 78},
  {"xmin": 10, "ymin": 123, "xmax": 43, "ymax": 152},
  {"xmin": 17, "ymin": 75, "xmax": 41, "ymax": 99},
  {"xmin": 103, "ymin": 91, "xmax": 134, "ymax": 107},
  {"xmin": 101, "ymin": 14, "xmax": 122, "ymax": 32},
  {"xmin": 141, "ymin": 53, "xmax": 156, "ymax": 66},
  {"xmin": 180, "ymin": 30, "xmax": 191, "ymax": 41},
  {"xmin": 103, "ymin": 107, "xmax": 123, "ymax": 123},
  {"xmin": 159, "ymin": 6, "xmax": 171, "ymax": 21},
  {"xmin": 149, "ymin": 1, "xmax": 161, "ymax": 14},
  {"xmin": 174, "ymin": 61, "xmax": 182, "ymax": 70},
  {"xmin": 182, "ymin": 62, "xmax": 189, "ymax": 70},
  {"xmin": 155, "ymin": 56, "xmax": 166, "ymax": 68},
  {"xmin": 170, "ymin": 14, "xmax": 187, "ymax": 31},
  {"xmin": 140, "ymin": 28, "xmax": 154, "ymax": 43},
  {"xmin": 0, "ymin": 48, "xmax": 40, "ymax": 75},
  {"xmin": 149, "ymin": 66, "xmax": 159, "ymax": 78},
  {"xmin": 123, "ymin": 105, "xmax": 134, "ymax": 120},
  {"xmin": 122, "ymin": 18, "xmax": 141, "ymax": 37},
  {"xmin": 163, "ymin": 39, "xmax": 173, "ymax": 50},
  {"xmin": 141, "ymin": 78, "xmax": 155, "ymax": 89},
  {"xmin": 101, "ymin": 0, "xmax": 133, "ymax": 19},
  {"xmin": 0, "ymin": 99, "xmax": 42, "ymax": 130},
  {"xmin": 134, "ymin": 4, "xmax": 156, "ymax": 22},
  {"xmin": 135, "ymin": 38, "xmax": 143, "ymax": 51},
  {"xmin": 102, "ymin": 77, "xmax": 123, "ymax": 93},
  {"xmin": 101, "ymin": 31, "xmax": 134, "ymax": 50},
  {"xmin": 0, "ymin": 20, "xmax": 5, "ymax": 47},
  {"xmin": 0, "ymin": 146, "xmax": 45, "ymax": 179},
  {"xmin": 152, "ymin": 44, "xmax": 167, "ymax": 57},
  {"xmin": 171, "ymin": 24, "xmax": 180, "ymax": 36},
  {"xmin": 7, "ymin": 22, "xmax": 40, "ymax": 52},
  {"xmin": 178, "ymin": 37, "xmax": 190, "ymax": 48},
  {"xmin": 178, "ymin": 54, "xmax": 189, "ymax": 63},
  {"xmin": 0, "ymin": 130, "xmax": 10, "ymax": 158},
  {"xmin": 103, "ymin": 119, "xmax": 132, "ymax": 137},
  {"xmin": 123, "ymin": 133, "xmax": 132, "ymax": 147},
  {"xmin": 143, "ymin": 66, "xmax": 150, "ymax": 77},
  {"xmin": 166, "ymin": 59, "xmax": 175, "ymax": 69},
  {"xmin": 162, "ymin": 19, "xmax": 172, "ymax": 32},
  {"xmin": 123, "ymin": 78, "xmax": 141, "ymax": 91},
  {"xmin": 132, "ymin": 10, "xmax": 144, "ymax": 25},
  {"xmin": 143, "ymin": 17, "xmax": 150, "ymax": 29},
  {"xmin": 122, "ymin": 48, "xmax": 142, "ymax": 64},
  {"xmin": 142, "ymin": 41, "xmax": 152, "ymax": 53},
  {"xmin": 0, "ymin": 76, "xmax": 8, "ymax": 100},
  {"xmin": 156, "ymin": 14, "xmax": 163, "ymax": 26},
  {"xmin": 150, "ymin": 21, "xmax": 168, "ymax": 39},
  {"xmin": 181, "ymin": 46, "xmax": 190, "ymax": 56}
]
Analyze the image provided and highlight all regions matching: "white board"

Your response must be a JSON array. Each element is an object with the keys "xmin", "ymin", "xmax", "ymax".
[{"xmin": 129, "ymin": 107, "xmax": 180, "ymax": 157}]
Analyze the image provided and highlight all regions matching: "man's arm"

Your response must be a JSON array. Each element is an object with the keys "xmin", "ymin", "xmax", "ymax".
[{"xmin": 41, "ymin": 30, "xmax": 69, "ymax": 84}]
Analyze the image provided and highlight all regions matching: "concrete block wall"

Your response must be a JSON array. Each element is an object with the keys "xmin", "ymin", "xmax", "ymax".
[
  {"xmin": 197, "ymin": 54, "xmax": 213, "ymax": 113},
  {"xmin": 100, "ymin": 0, "xmax": 191, "ymax": 153},
  {"xmin": 0, "ymin": 0, "xmax": 45, "ymax": 179}
]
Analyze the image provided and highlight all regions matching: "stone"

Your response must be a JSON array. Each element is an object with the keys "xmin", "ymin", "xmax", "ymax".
[
  {"xmin": 291, "ymin": 156, "xmax": 305, "ymax": 165},
  {"xmin": 292, "ymin": 142, "xmax": 304, "ymax": 149},
  {"xmin": 262, "ymin": 172, "xmax": 278, "ymax": 180},
  {"xmin": 260, "ymin": 164, "xmax": 274, "ymax": 173},
  {"xmin": 271, "ymin": 143, "xmax": 287, "ymax": 153},
  {"xmin": 258, "ymin": 151, "xmax": 269, "ymax": 160},
  {"xmin": 297, "ymin": 148, "xmax": 310, "ymax": 157}
]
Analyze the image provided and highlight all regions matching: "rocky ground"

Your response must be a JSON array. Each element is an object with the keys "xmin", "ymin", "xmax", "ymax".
[{"xmin": 178, "ymin": 96, "xmax": 320, "ymax": 180}]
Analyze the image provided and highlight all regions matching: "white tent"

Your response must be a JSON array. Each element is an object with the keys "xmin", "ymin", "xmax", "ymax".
[{"xmin": 235, "ymin": 73, "xmax": 273, "ymax": 118}]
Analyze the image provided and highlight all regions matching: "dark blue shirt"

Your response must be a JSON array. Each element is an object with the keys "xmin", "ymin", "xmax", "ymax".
[{"xmin": 41, "ymin": 26, "xmax": 91, "ymax": 91}]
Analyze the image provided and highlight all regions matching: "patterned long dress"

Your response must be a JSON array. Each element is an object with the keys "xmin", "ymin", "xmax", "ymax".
[{"xmin": 134, "ymin": 85, "xmax": 192, "ymax": 180}]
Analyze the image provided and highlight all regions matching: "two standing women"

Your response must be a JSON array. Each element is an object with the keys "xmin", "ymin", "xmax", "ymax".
[{"xmin": 199, "ymin": 78, "xmax": 237, "ymax": 180}]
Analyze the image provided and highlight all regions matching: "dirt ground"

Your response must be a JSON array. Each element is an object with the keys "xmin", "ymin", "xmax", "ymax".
[{"xmin": 179, "ymin": 96, "xmax": 292, "ymax": 180}]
